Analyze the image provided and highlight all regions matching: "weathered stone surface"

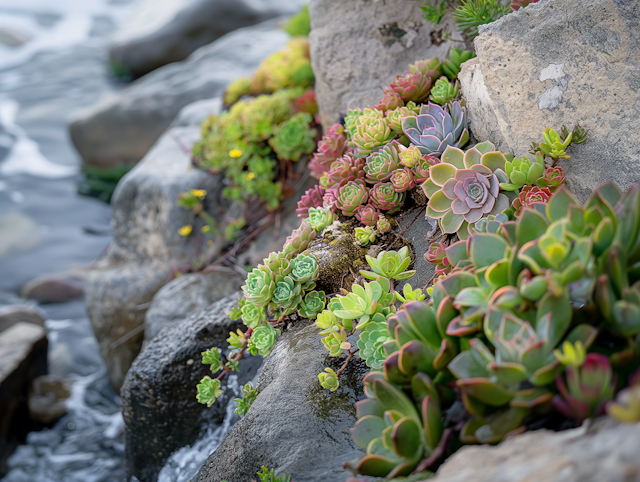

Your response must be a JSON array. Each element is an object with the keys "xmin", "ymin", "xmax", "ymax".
[
  {"xmin": 395, "ymin": 206, "xmax": 438, "ymax": 293},
  {"xmin": 309, "ymin": 0, "xmax": 461, "ymax": 127},
  {"xmin": 0, "ymin": 322, "xmax": 47, "ymax": 475},
  {"xmin": 28, "ymin": 375, "xmax": 72, "ymax": 425},
  {"xmin": 20, "ymin": 273, "xmax": 84, "ymax": 304},
  {"xmin": 432, "ymin": 418, "xmax": 640, "ymax": 482},
  {"xmin": 109, "ymin": 0, "xmax": 306, "ymax": 78},
  {"xmin": 459, "ymin": 0, "xmax": 640, "ymax": 202},
  {"xmin": 194, "ymin": 322, "xmax": 367, "ymax": 482},
  {"xmin": 0, "ymin": 306, "xmax": 45, "ymax": 334},
  {"xmin": 144, "ymin": 270, "xmax": 243, "ymax": 342},
  {"xmin": 85, "ymin": 125, "xmax": 229, "ymax": 390},
  {"xmin": 171, "ymin": 96, "xmax": 223, "ymax": 128},
  {"xmin": 122, "ymin": 294, "xmax": 262, "ymax": 482},
  {"xmin": 70, "ymin": 19, "xmax": 290, "ymax": 169}
]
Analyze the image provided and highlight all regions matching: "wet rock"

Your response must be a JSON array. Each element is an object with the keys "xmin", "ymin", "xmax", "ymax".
[
  {"xmin": 121, "ymin": 294, "xmax": 262, "ymax": 482},
  {"xmin": 144, "ymin": 270, "xmax": 243, "ymax": 342},
  {"xmin": 309, "ymin": 0, "xmax": 461, "ymax": 127},
  {"xmin": 0, "ymin": 322, "xmax": 47, "ymax": 475},
  {"xmin": 109, "ymin": 0, "xmax": 306, "ymax": 78},
  {"xmin": 69, "ymin": 19, "xmax": 290, "ymax": 170},
  {"xmin": 20, "ymin": 273, "xmax": 84, "ymax": 304},
  {"xmin": 432, "ymin": 417, "xmax": 640, "ymax": 482},
  {"xmin": 85, "ymin": 124, "xmax": 229, "ymax": 391},
  {"xmin": 194, "ymin": 322, "xmax": 368, "ymax": 482},
  {"xmin": 458, "ymin": 0, "xmax": 640, "ymax": 202},
  {"xmin": 0, "ymin": 306, "xmax": 45, "ymax": 334},
  {"xmin": 28, "ymin": 375, "xmax": 72, "ymax": 425}
]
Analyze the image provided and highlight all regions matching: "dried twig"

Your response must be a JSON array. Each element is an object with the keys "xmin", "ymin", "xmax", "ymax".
[{"xmin": 336, "ymin": 348, "xmax": 359, "ymax": 377}]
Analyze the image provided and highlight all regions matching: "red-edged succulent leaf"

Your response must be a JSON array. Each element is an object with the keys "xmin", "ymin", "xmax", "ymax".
[{"xmin": 352, "ymin": 415, "xmax": 385, "ymax": 449}]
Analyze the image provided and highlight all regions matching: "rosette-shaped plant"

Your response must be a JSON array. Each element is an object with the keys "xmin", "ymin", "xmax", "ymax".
[
  {"xmin": 386, "ymin": 71, "xmax": 432, "ymax": 103},
  {"xmin": 538, "ymin": 127, "xmax": 572, "ymax": 160},
  {"xmin": 243, "ymin": 265, "xmax": 276, "ymax": 307},
  {"xmin": 326, "ymin": 154, "xmax": 365, "ymax": 189},
  {"xmin": 409, "ymin": 57, "xmax": 442, "ymax": 81},
  {"xmin": 429, "ymin": 78, "xmax": 460, "ymax": 105},
  {"xmin": 355, "ymin": 226, "xmax": 377, "ymax": 247},
  {"xmin": 412, "ymin": 155, "xmax": 440, "ymax": 182},
  {"xmin": 240, "ymin": 302, "xmax": 265, "ymax": 329},
  {"xmin": 553, "ymin": 354, "xmax": 615, "ymax": 422},
  {"xmin": 283, "ymin": 218, "xmax": 316, "ymax": 256},
  {"xmin": 291, "ymin": 253, "xmax": 319, "ymax": 285},
  {"xmin": 377, "ymin": 215, "xmax": 391, "ymax": 234},
  {"xmin": 352, "ymin": 116, "xmax": 395, "ymax": 156},
  {"xmin": 308, "ymin": 123, "xmax": 348, "ymax": 178},
  {"xmin": 386, "ymin": 104, "xmax": 420, "ymax": 134},
  {"xmin": 537, "ymin": 166, "xmax": 566, "ymax": 191},
  {"xmin": 424, "ymin": 144, "xmax": 510, "ymax": 234},
  {"xmin": 402, "ymin": 101, "xmax": 469, "ymax": 157},
  {"xmin": 322, "ymin": 189, "xmax": 338, "ymax": 212},
  {"xmin": 268, "ymin": 112, "xmax": 316, "ymax": 162},
  {"xmin": 512, "ymin": 185, "xmax": 552, "ymax": 216},
  {"xmin": 307, "ymin": 206, "xmax": 334, "ymax": 232},
  {"xmin": 442, "ymin": 48, "xmax": 475, "ymax": 80},
  {"xmin": 336, "ymin": 180, "xmax": 370, "ymax": 216},
  {"xmin": 472, "ymin": 212, "xmax": 509, "ymax": 234},
  {"xmin": 355, "ymin": 204, "xmax": 380, "ymax": 227},
  {"xmin": 318, "ymin": 368, "xmax": 339, "ymax": 392},
  {"xmin": 375, "ymin": 92, "xmax": 403, "ymax": 113},
  {"xmin": 333, "ymin": 278, "xmax": 395, "ymax": 329},
  {"xmin": 398, "ymin": 145, "xmax": 422, "ymax": 168},
  {"xmin": 361, "ymin": 246, "xmax": 416, "ymax": 281},
  {"xmin": 294, "ymin": 90, "xmax": 317, "ymax": 115},
  {"xmin": 500, "ymin": 154, "xmax": 545, "ymax": 191},
  {"xmin": 425, "ymin": 242, "xmax": 452, "ymax": 276},
  {"xmin": 322, "ymin": 327, "xmax": 350, "ymax": 356},
  {"xmin": 298, "ymin": 290, "xmax": 326, "ymax": 319},
  {"xmin": 391, "ymin": 167, "xmax": 415, "ymax": 193},
  {"xmin": 364, "ymin": 142, "xmax": 401, "ymax": 183},
  {"xmin": 370, "ymin": 182, "xmax": 406, "ymax": 212},
  {"xmin": 296, "ymin": 185, "xmax": 325, "ymax": 218},
  {"xmin": 247, "ymin": 323, "xmax": 281, "ymax": 356},
  {"xmin": 358, "ymin": 318, "xmax": 394, "ymax": 369},
  {"xmin": 270, "ymin": 275, "xmax": 303, "ymax": 315}
]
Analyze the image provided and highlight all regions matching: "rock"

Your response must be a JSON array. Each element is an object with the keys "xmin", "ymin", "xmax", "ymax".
[
  {"xmin": 109, "ymin": 0, "xmax": 306, "ymax": 79},
  {"xmin": 0, "ymin": 306, "xmax": 45, "ymax": 334},
  {"xmin": 144, "ymin": 270, "xmax": 243, "ymax": 342},
  {"xmin": 431, "ymin": 418, "xmax": 640, "ymax": 482},
  {"xmin": 0, "ymin": 322, "xmax": 47, "ymax": 475},
  {"xmin": 121, "ymin": 294, "xmax": 262, "ymax": 482},
  {"xmin": 171, "ymin": 97, "xmax": 223, "ymax": 128},
  {"xmin": 395, "ymin": 206, "xmax": 438, "ymax": 293},
  {"xmin": 194, "ymin": 321, "xmax": 368, "ymax": 482},
  {"xmin": 85, "ymin": 124, "xmax": 228, "ymax": 391},
  {"xmin": 458, "ymin": 0, "xmax": 640, "ymax": 202},
  {"xmin": 28, "ymin": 375, "xmax": 72, "ymax": 425},
  {"xmin": 70, "ymin": 19, "xmax": 291, "ymax": 170},
  {"xmin": 309, "ymin": 0, "xmax": 461, "ymax": 127},
  {"xmin": 20, "ymin": 273, "xmax": 84, "ymax": 304}
]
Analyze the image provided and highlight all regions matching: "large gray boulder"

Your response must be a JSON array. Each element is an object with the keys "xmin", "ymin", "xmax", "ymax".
[
  {"xmin": 194, "ymin": 322, "xmax": 368, "ymax": 482},
  {"xmin": 121, "ymin": 294, "xmax": 262, "ymax": 482},
  {"xmin": 70, "ymin": 19, "xmax": 290, "ymax": 170},
  {"xmin": 309, "ymin": 0, "xmax": 460, "ymax": 127},
  {"xmin": 458, "ymin": 0, "xmax": 640, "ymax": 202},
  {"xmin": 109, "ymin": 0, "xmax": 306, "ymax": 79}
]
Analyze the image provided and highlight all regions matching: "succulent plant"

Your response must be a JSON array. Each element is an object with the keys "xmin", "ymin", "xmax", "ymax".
[
  {"xmin": 538, "ymin": 128, "xmax": 572, "ymax": 160},
  {"xmin": 296, "ymin": 185, "xmax": 325, "ymax": 218},
  {"xmin": 386, "ymin": 71, "xmax": 433, "ymax": 103},
  {"xmin": 269, "ymin": 112, "xmax": 317, "ymax": 162},
  {"xmin": 344, "ymin": 108, "xmax": 364, "ymax": 138},
  {"xmin": 358, "ymin": 319, "xmax": 394, "ymax": 369},
  {"xmin": 424, "ymin": 242, "xmax": 452, "ymax": 276},
  {"xmin": 553, "ymin": 354, "xmax": 615, "ymax": 422},
  {"xmin": 308, "ymin": 123, "xmax": 349, "ymax": 178},
  {"xmin": 283, "ymin": 218, "xmax": 317, "ymax": 256},
  {"xmin": 375, "ymin": 92, "xmax": 404, "ymax": 113},
  {"xmin": 223, "ymin": 76, "xmax": 251, "ymax": 105},
  {"xmin": 298, "ymin": 290, "xmax": 326, "ymax": 319},
  {"xmin": 377, "ymin": 215, "xmax": 391, "ymax": 234},
  {"xmin": 537, "ymin": 166, "xmax": 566, "ymax": 191},
  {"xmin": 196, "ymin": 376, "xmax": 224, "ymax": 407},
  {"xmin": 554, "ymin": 340, "xmax": 587, "ymax": 367},
  {"xmin": 442, "ymin": 48, "xmax": 476, "ymax": 80},
  {"xmin": 608, "ymin": 383, "xmax": 640, "ymax": 423},
  {"xmin": 291, "ymin": 253, "xmax": 319, "ymax": 285},
  {"xmin": 333, "ymin": 277, "xmax": 395, "ymax": 329},
  {"xmin": 234, "ymin": 382, "xmax": 259, "ymax": 416},
  {"xmin": 322, "ymin": 328, "xmax": 351, "ymax": 356},
  {"xmin": 398, "ymin": 145, "xmax": 422, "ymax": 169},
  {"xmin": 247, "ymin": 323, "xmax": 281, "ymax": 356},
  {"xmin": 240, "ymin": 302, "xmax": 266, "ymax": 329},
  {"xmin": 395, "ymin": 284, "xmax": 426, "ymax": 304},
  {"xmin": 511, "ymin": 0, "xmax": 539, "ymax": 11},
  {"xmin": 386, "ymin": 104, "xmax": 420, "ymax": 133},
  {"xmin": 561, "ymin": 123, "xmax": 588, "ymax": 145},
  {"xmin": 409, "ymin": 58, "xmax": 442, "ymax": 81},
  {"xmin": 355, "ymin": 226, "xmax": 377, "ymax": 247},
  {"xmin": 370, "ymin": 182, "xmax": 406, "ymax": 212},
  {"xmin": 322, "ymin": 188, "xmax": 339, "ymax": 212},
  {"xmin": 243, "ymin": 266, "xmax": 276, "ymax": 308},
  {"xmin": 201, "ymin": 347, "xmax": 223, "ymax": 373},
  {"xmin": 326, "ymin": 154, "xmax": 366, "ymax": 189},
  {"xmin": 270, "ymin": 276, "xmax": 303, "ymax": 315},
  {"xmin": 391, "ymin": 167, "xmax": 416, "ymax": 193},
  {"xmin": 471, "ymin": 212, "xmax": 509, "ymax": 234},
  {"xmin": 307, "ymin": 206, "xmax": 335, "ymax": 232},
  {"xmin": 402, "ymin": 101, "xmax": 469, "ymax": 157},
  {"xmin": 500, "ymin": 154, "xmax": 545, "ymax": 191},
  {"xmin": 429, "ymin": 78, "xmax": 460, "ymax": 105},
  {"xmin": 512, "ymin": 185, "xmax": 552, "ymax": 216},
  {"xmin": 318, "ymin": 368, "xmax": 340, "ymax": 392},
  {"xmin": 336, "ymin": 180, "xmax": 370, "ymax": 216},
  {"xmin": 361, "ymin": 246, "xmax": 416, "ymax": 281},
  {"xmin": 355, "ymin": 204, "xmax": 380, "ymax": 227},
  {"xmin": 294, "ymin": 90, "xmax": 317, "ymax": 115},
  {"xmin": 352, "ymin": 116, "xmax": 396, "ymax": 157},
  {"xmin": 364, "ymin": 142, "xmax": 401, "ymax": 183},
  {"xmin": 423, "ymin": 144, "xmax": 510, "ymax": 235},
  {"xmin": 412, "ymin": 154, "xmax": 440, "ymax": 182}
]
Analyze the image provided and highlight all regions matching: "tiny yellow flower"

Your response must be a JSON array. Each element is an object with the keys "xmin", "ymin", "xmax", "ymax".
[
  {"xmin": 229, "ymin": 149, "xmax": 243, "ymax": 158},
  {"xmin": 207, "ymin": 240, "xmax": 214, "ymax": 246},
  {"xmin": 201, "ymin": 225, "xmax": 211, "ymax": 233},
  {"xmin": 247, "ymin": 172, "xmax": 256, "ymax": 181},
  {"xmin": 190, "ymin": 189, "xmax": 207, "ymax": 199},
  {"xmin": 178, "ymin": 225, "xmax": 193, "ymax": 236}
]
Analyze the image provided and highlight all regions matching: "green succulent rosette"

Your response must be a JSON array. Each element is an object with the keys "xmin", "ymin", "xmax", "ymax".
[
  {"xmin": 307, "ymin": 206, "xmax": 334, "ymax": 232},
  {"xmin": 247, "ymin": 323, "xmax": 281, "ymax": 357},
  {"xmin": 290, "ymin": 253, "xmax": 319, "ymax": 285},
  {"xmin": 357, "ymin": 318, "xmax": 394, "ymax": 369},
  {"xmin": 240, "ymin": 302, "xmax": 266, "ymax": 329},
  {"xmin": 243, "ymin": 266, "xmax": 276, "ymax": 308},
  {"xmin": 270, "ymin": 275, "xmax": 303, "ymax": 315},
  {"xmin": 268, "ymin": 112, "xmax": 317, "ymax": 162},
  {"xmin": 298, "ymin": 290, "xmax": 326, "ymax": 319}
]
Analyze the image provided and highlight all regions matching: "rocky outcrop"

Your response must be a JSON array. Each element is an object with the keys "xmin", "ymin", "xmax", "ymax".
[
  {"xmin": 20, "ymin": 273, "xmax": 84, "ymax": 304},
  {"xmin": 70, "ymin": 19, "xmax": 290, "ymax": 170},
  {"xmin": 309, "ymin": 0, "xmax": 461, "ymax": 127},
  {"xmin": 109, "ymin": 0, "xmax": 306, "ymax": 79},
  {"xmin": 458, "ymin": 0, "xmax": 640, "ymax": 202},
  {"xmin": 121, "ymin": 294, "xmax": 262, "ymax": 482},
  {"xmin": 0, "ymin": 306, "xmax": 45, "ymax": 333},
  {"xmin": 432, "ymin": 418, "xmax": 640, "ymax": 482},
  {"xmin": 194, "ymin": 322, "xmax": 368, "ymax": 482}
]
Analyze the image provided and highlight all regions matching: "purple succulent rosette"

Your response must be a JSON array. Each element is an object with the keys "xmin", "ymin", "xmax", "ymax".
[
  {"xmin": 355, "ymin": 204, "xmax": 380, "ymax": 226},
  {"xmin": 385, "ymin": 71, "xmax": 432, "ymax": 103},
  {"xmin": 448, "ymin": 167, "xmax": 505, "ymax": 224},
  {"xmin": 390, "ymin": 167, "xmax": 415, "ymax": 193},
  {"xmin": 401, "ymin": 101, "xmax": 469, "ymax": 157},
  {"xmin": 326, "ymin": 154, "xmax": 365, "ymax": 189},
  {"xmin": 336, "ymin": 180, "xmax": 369, "ymax": 217},
  {"xmin": 369, "ymin": 182, "xmax": 405, "ymax": 212},
  {"xmin": 296, "ymin": 185, "xmax": 325, "ymax": 218},
  {"xmin": 308, "ymin": 123, "xmax": 349, "ymax": 178}
]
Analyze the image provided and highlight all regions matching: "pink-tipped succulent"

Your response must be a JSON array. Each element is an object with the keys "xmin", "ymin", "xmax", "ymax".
[
  {"xmin": 511, "ymin": 0, "xmax": 539, "ymax": 11},
  {"xmin": 294, "ymin": 90, "xmax": 318, "ymax": 115},
  {"xmin": 553, "ymin": 353, "xmax": 616, "ymax": 423},
  {"xmin": 448, "ymin": 168, "xmax": 504, "ymax": 224},
  {"xmin": 355, "ymin": 204, "xmax": 380, "ymax": 227},
  {"xmin": 296, "ymin": 185, "xmax": 325, "ymax": 218},
  {"xmin": 336, "ymin": 180, "xmax": 370, "ymax": 217},
  {"xmin": 308, "ymin": 123, "xmax": 348, "ymax": 178},
  {"xmin": 409, "ymin": 58, "xmax": 442, "ymax": 82},
  {"xmin": 412, "ymin": 155, "xmax": 439, "ymax": 182},
  {"xmin": 364, "ymin": 142, "xmax": 401, "ymax": 184},
  {"xmin": 390, "ymin": 167, "xmax": 415, "ymax": 193},
  {"xmin": 322, "ymin": 189, "xmax": 339, "ymax": 212},
  {"xmin": 538, "ymin": 166, "xmax": 566, "ymax": 192},
  {"xmin": 424, "ymin": 242, "xmax": 452, "ymax": 276},
  {"xmin": 512, "ymin": 185, "xmax": 552, "ymax": 216},
  {"xmin": 385, "ymin": 71, "xmax": 432, "ymax": 103},
  {"xmin": 369, "ymin": 182, "xmax": 405, "ymax": 212},
  {"xmin": 283, "ymin": 218, "xmax": 317, "ymax": 256},
  {"xmin": 375, "ymin": 92, "xmax": 403, "ymax": 113},
  {"xmin": 326, "ymin": 154, "xmax": 365, "ymax": 189}
]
